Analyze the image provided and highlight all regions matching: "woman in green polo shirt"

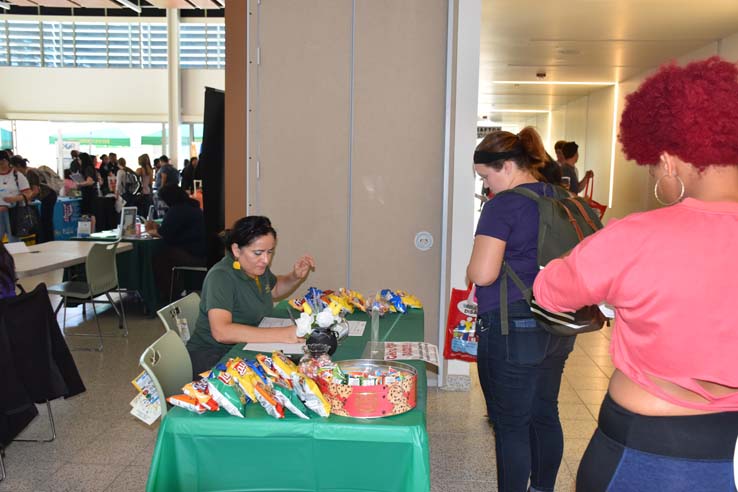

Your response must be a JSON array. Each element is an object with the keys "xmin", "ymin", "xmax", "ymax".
[{"xmin": 186, "ymin": 216, "xmax": 315, "ymax": 375}]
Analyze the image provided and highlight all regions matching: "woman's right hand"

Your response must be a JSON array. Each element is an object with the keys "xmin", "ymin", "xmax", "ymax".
[{"xmin": 280, "ymin": 325, "xmax": 304, "ymax": 344}]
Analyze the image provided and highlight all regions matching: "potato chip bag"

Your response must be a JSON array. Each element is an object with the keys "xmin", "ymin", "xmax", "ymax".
[
  {"xmin": 254, "ymin": 382, "xmax": 284, "ymax": 419},
  {"xmin": 272, "ymin": 351, "xmax": 299, "ymax": 381},
  {"xmin": 207, "ymin": 369, "xmax": 246, "ymax": 418},
  {"xmin": 182, "ymin": 378, "xmax": 219, "ymax": 412},
  {"xmin": 167, "ymin": 394, "xmax": 207, "ymax": 414},
  {"xmin": 255, "ymin": 354, "xmax": 281, "ymax": 380},
  {"xmin": 291, "ymin": 373, "xmax": 331, "ymax": 417},
  {"xmin": 272, "ymin": 380, "xmax": 310, "ymax": 419},
  {"xmin": 226, "ymin": 358, "xmax": 259, "ymax": 403}
]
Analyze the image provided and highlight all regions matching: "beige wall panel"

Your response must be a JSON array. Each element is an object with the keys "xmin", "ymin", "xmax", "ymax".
[
  {"xmin": 352, "ymin": 0, "xmax": 447, "ymax": 344},
  {"xmin": 584, "ymin": 86, "xmax": 614, "ymax": 206},
  {"xmin": 181, "ymin": 69, "xmax": 225, "ymax": 121},
  {"xmin": 254, "ymin": 0, "xmax": 352, "ymax": 290}
]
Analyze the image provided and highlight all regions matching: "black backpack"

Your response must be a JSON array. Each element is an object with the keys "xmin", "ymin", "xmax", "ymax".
[{"xmin": 497, "ymin": 184, "xmax": 607, "ymax": 337}]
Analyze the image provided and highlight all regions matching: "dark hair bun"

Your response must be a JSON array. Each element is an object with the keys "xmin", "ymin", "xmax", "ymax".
[{"xmin": 227, "ymin": 216, "xmax": 277, "ymax": 248}]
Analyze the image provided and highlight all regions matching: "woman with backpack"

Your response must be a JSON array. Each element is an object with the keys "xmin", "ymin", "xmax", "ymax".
[
  {"xmin": 0, "ymin": 151, "xmax": 32, "ymax": 243},
  {"xmin": 467, "ymin": 126, "xmax": 575, "ymax": 492},
  {"xmin": 533, "ymin": 57, "xmax": 738, "ymax": 491}
]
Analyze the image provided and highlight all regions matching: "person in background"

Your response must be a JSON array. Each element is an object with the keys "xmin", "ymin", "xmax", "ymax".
[
  {"xmin": 153, "ymin": 157, "xmax": 162, "ymax": 191},
  {"xmin": 63, "ymin": 169, "xmax": 78, "ymax": 197},
  {"xmin": 560, "ymin": 141, "xmax": 593, "ymax": 194},
  {"xmin": 554, "ymin": 140, "xmax": 566, "ymax": 166},
  {"xmin": 114, "ymin": 157, "xmax": 136, "ymax": 205},
  {"xmin": 185, "ymin": 216, "xmax": 315, "ymax": 376},
  {"xmin": 145, "ymin": 185, "xmax": 207, "ymax": 304},
  {"xmin": 467, "ymin": 127, "xmax": 574, "ymax": 492},
  {"xmin": 180, "ymin": 156, "xmax": 199, "ymax": 194},
  {"xmin": 11, "ymin": 156, "xmax": 57, "ymax": 243},
  {"xmin": 0, "ymin": 151, "xmax": 32, "ymax": 243},
  {"xmin": 533, "ymin": 57, "xmax": 738, "ymax": 491},
  {"xmin": 158, "ymin": 155, "xmax": 180, "ymax": 188},
  {"xmin": 136, "ymin": 154, "xmax": 154, "ymax": 218},
  {"xmin": 97, "ymin": 153, "xmax": 115, "ymax": 196},
  {"xmin": 77, "ymin": 153, "xmax": 98, "ymax": 232},
  {"xmin": 69, "ymin": 150, "xmax": 80, "ymax": 172}
]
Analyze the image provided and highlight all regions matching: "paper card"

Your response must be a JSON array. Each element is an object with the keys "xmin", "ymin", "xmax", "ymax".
[
  {"xmin": 5, "ymin": 242, "xmax": 29, "ymax": 254},
  {"xmin": 120, "ymin": 206, "xmax": 138, "ymax": 238},
  {"xmin": 383, "ymin": 342, "xmax": 439, "ymax": 366},
  {"xmin": 243, "ymin": 342, "xmax": 305, "ymax": 355},
  {"xmin": 257, "ymin": 317, "xmax": 293, "ymax": 328},
  {"xmin": 130, "ymin": 392, "xmax": 161, "ymax": 425},
  {"xmin": 348, "ymin": 320, "xmax": 366, "ymax": 336}
]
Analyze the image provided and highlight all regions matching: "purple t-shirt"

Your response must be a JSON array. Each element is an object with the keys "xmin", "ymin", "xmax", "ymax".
[{"xmin": 475, "ymin": 182, "xmax": 553, "ymax": 315}]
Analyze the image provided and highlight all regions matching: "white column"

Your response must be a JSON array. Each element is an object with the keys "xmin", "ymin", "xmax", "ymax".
[
  {"xmin": 444, "ymin": 0, "xmax": 481, "ymax": 380},
  {"xmin": 167, "ymin": 8, "xmax": 181, "ymax": 168}
]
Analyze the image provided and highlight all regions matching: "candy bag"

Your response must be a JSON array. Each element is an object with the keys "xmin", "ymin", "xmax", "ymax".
[
  {"xmin": 291, "ymin": 373, "xmax": 331, "ymax": 417},
  {"xmin": 207, "ymin": 369, "xmax": 246, "ymax": 418}
]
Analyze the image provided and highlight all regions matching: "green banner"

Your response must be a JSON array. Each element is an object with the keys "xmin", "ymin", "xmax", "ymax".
[{"xmin": 49, "ymin": 136, "xmax": 131, "ymax": 147}]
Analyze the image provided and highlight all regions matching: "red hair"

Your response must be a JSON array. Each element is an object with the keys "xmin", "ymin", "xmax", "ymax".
[{"xmin": 619, "ymin": 56, "xmax": 738, "ymax": 169}]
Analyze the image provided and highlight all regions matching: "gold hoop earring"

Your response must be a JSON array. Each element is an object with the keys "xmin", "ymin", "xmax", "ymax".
[{"xmin": 654, "ymin": 174, "xmax": 685, "ymax": 206}]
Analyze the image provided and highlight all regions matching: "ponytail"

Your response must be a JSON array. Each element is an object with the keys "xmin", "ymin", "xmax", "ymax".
[{"xmin": 474, "ymin": 126, "xmax": 547, "ymax": 179}]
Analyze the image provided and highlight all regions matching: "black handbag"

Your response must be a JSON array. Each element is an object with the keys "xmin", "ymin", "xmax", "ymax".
[{"xmin": 9, "ymin": 172, "xmax": 39, "ymax": 237}]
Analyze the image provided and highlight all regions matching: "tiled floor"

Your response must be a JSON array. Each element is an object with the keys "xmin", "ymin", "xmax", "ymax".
[{"xmin": 0, "ymin": 298, "xmax": 613, "ymax": 491}]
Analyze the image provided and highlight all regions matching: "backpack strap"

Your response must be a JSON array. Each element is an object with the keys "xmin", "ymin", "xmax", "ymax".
[
  {"xmin": 499, "ymin": 186, "xmax": 542, "ymax": 202},
  {"xmin": 499, "ymin": 262, "xmax": 533, "ymax": 335},
  {"xmin": 565, "ymin": 197, "xmax": 602, "ymax": 233}
]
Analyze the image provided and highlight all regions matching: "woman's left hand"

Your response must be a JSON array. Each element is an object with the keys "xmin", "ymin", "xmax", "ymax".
[{"xmin": 292, "ymin": 254, "xmax": 316, "ymax": 280}]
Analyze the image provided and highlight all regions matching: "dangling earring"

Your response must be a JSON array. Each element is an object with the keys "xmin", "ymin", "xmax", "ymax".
[
  {"xmin": 654, "ymin": 174, "xmax": 685, "ymax": 206},
  {"xmin": 232, "ymin": 260, "xmax": 241, "ymax": 270}
]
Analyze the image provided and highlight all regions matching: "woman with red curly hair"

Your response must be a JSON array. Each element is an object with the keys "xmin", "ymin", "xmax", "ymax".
[{"xmin": 533, "ymin": 56, "xmax": 738, "ymax": 491}]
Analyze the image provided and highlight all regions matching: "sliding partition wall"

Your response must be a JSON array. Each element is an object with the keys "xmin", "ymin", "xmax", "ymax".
[{"xmin": 240, "ymin": 0, "xmax": 448, "ymax": 345}]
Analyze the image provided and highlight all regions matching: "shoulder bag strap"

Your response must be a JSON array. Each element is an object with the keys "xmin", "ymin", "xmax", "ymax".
[{"xmin": 499, "ymin": 262, "xmax": 533, "ymax": 336}]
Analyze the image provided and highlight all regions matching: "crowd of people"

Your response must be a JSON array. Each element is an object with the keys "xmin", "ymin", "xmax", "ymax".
[{"xmin": 470, "ymin": 56, "xmax": 738, "ymax": 491}]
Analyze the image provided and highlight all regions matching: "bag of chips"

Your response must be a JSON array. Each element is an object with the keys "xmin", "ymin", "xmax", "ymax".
[{"xmin": 207, "ymin": 368, "xmax": 247, "ymax": 418}]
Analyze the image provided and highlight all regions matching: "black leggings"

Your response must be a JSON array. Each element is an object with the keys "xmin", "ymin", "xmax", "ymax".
[{"xmin": 577, "ymin": 393, "xmax": 738, "ymax": 491}]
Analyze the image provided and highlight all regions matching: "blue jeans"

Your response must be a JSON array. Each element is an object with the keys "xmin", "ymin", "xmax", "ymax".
[
  {"xmin": 0, "ymin": 208, "xmax": 17, "ymax": 243},
  {"xmin": 477, "ymin": 299, "xmax": 575, "ymax": 492}
]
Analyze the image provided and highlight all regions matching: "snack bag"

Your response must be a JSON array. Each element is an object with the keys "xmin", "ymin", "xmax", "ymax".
[
  {"xmin": 254, "ymin": 382, "xmax": 285, "ymax": 419},
  {"xmin": 397, "ymin": 291, "xmax": 423, "ymax": 309},
  {"xmin": 207, "ymin": 369, "xmax": 247, "ymax": 418},
  {"xmin": 255, "ymin": 354, "xmax": 281, "ymax": 380},
  {"xmin": 182, "ymin": 378, "xmax": 219, "ymax": 412},
  {"xmin": 272, "ymin": 351, "xmax": 299, "ymax": 381},
  {"xmin": 291, "ymin": 373, "xmax": 331, "ymax": 417},
  {"xmin": 245, "ymin": 359, "xmax": 270, "ymax": 385},
  {"xmin": 167, "ymin": 394, "xmax": 207, "ymax": 414},
  {"xmin": 272, "ymin": 380, "xmax": 310, "ymax": 419},
  {"xmin": 226, "ymin": 358, "xmax": 259, "ymax": 403}
]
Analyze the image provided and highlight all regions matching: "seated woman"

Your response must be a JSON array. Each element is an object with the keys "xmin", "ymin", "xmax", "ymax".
[
  {"xmin": 186, "ymin": 216, "xmax": 315, "ymax": 376},
  {"xmin": 146, "ymin": 185, "xmax": 208, "ymax": 303}
]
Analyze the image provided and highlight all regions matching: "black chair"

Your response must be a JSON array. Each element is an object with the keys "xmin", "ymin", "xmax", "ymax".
[{"xmin": 0, "ymin": 284, "xmax": 85, "ymax": 481}]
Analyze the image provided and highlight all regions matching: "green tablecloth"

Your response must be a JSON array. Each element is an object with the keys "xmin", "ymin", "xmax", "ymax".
[
  {"xmin": 73, "ymin": 234, "xmax": 163, "ymax": 314},
  {"xmin": 146, "ymin": 306, "xmax": 430, "ymax": 492}
]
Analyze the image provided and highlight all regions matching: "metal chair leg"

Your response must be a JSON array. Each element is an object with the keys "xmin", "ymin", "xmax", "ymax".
[
  {"xmin": 105, "ymin": 291, "xmax": 128, "ymax": 337},
  {"xmin": 90, "ymin": 299, "xmax": 103, "ymax": 352},
  {"xmin": 54, "ymin": 298, "xmax": 64, "ymax": 315},
  {"xmin": 0, "ymin": 445, "xmax": 5, "ymax": 482},
  {"xmin": 14, "ymin": 400, "xmax": 56, "ymax": 443},
  {"xmin": 62, "ymin": 296, "xmax": 67, "ymax": 333}
]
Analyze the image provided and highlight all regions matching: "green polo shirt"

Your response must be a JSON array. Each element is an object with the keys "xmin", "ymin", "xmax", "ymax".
[{"xmin": 187, "ymin": 254, "xmax": 277, "ymax": 354}]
